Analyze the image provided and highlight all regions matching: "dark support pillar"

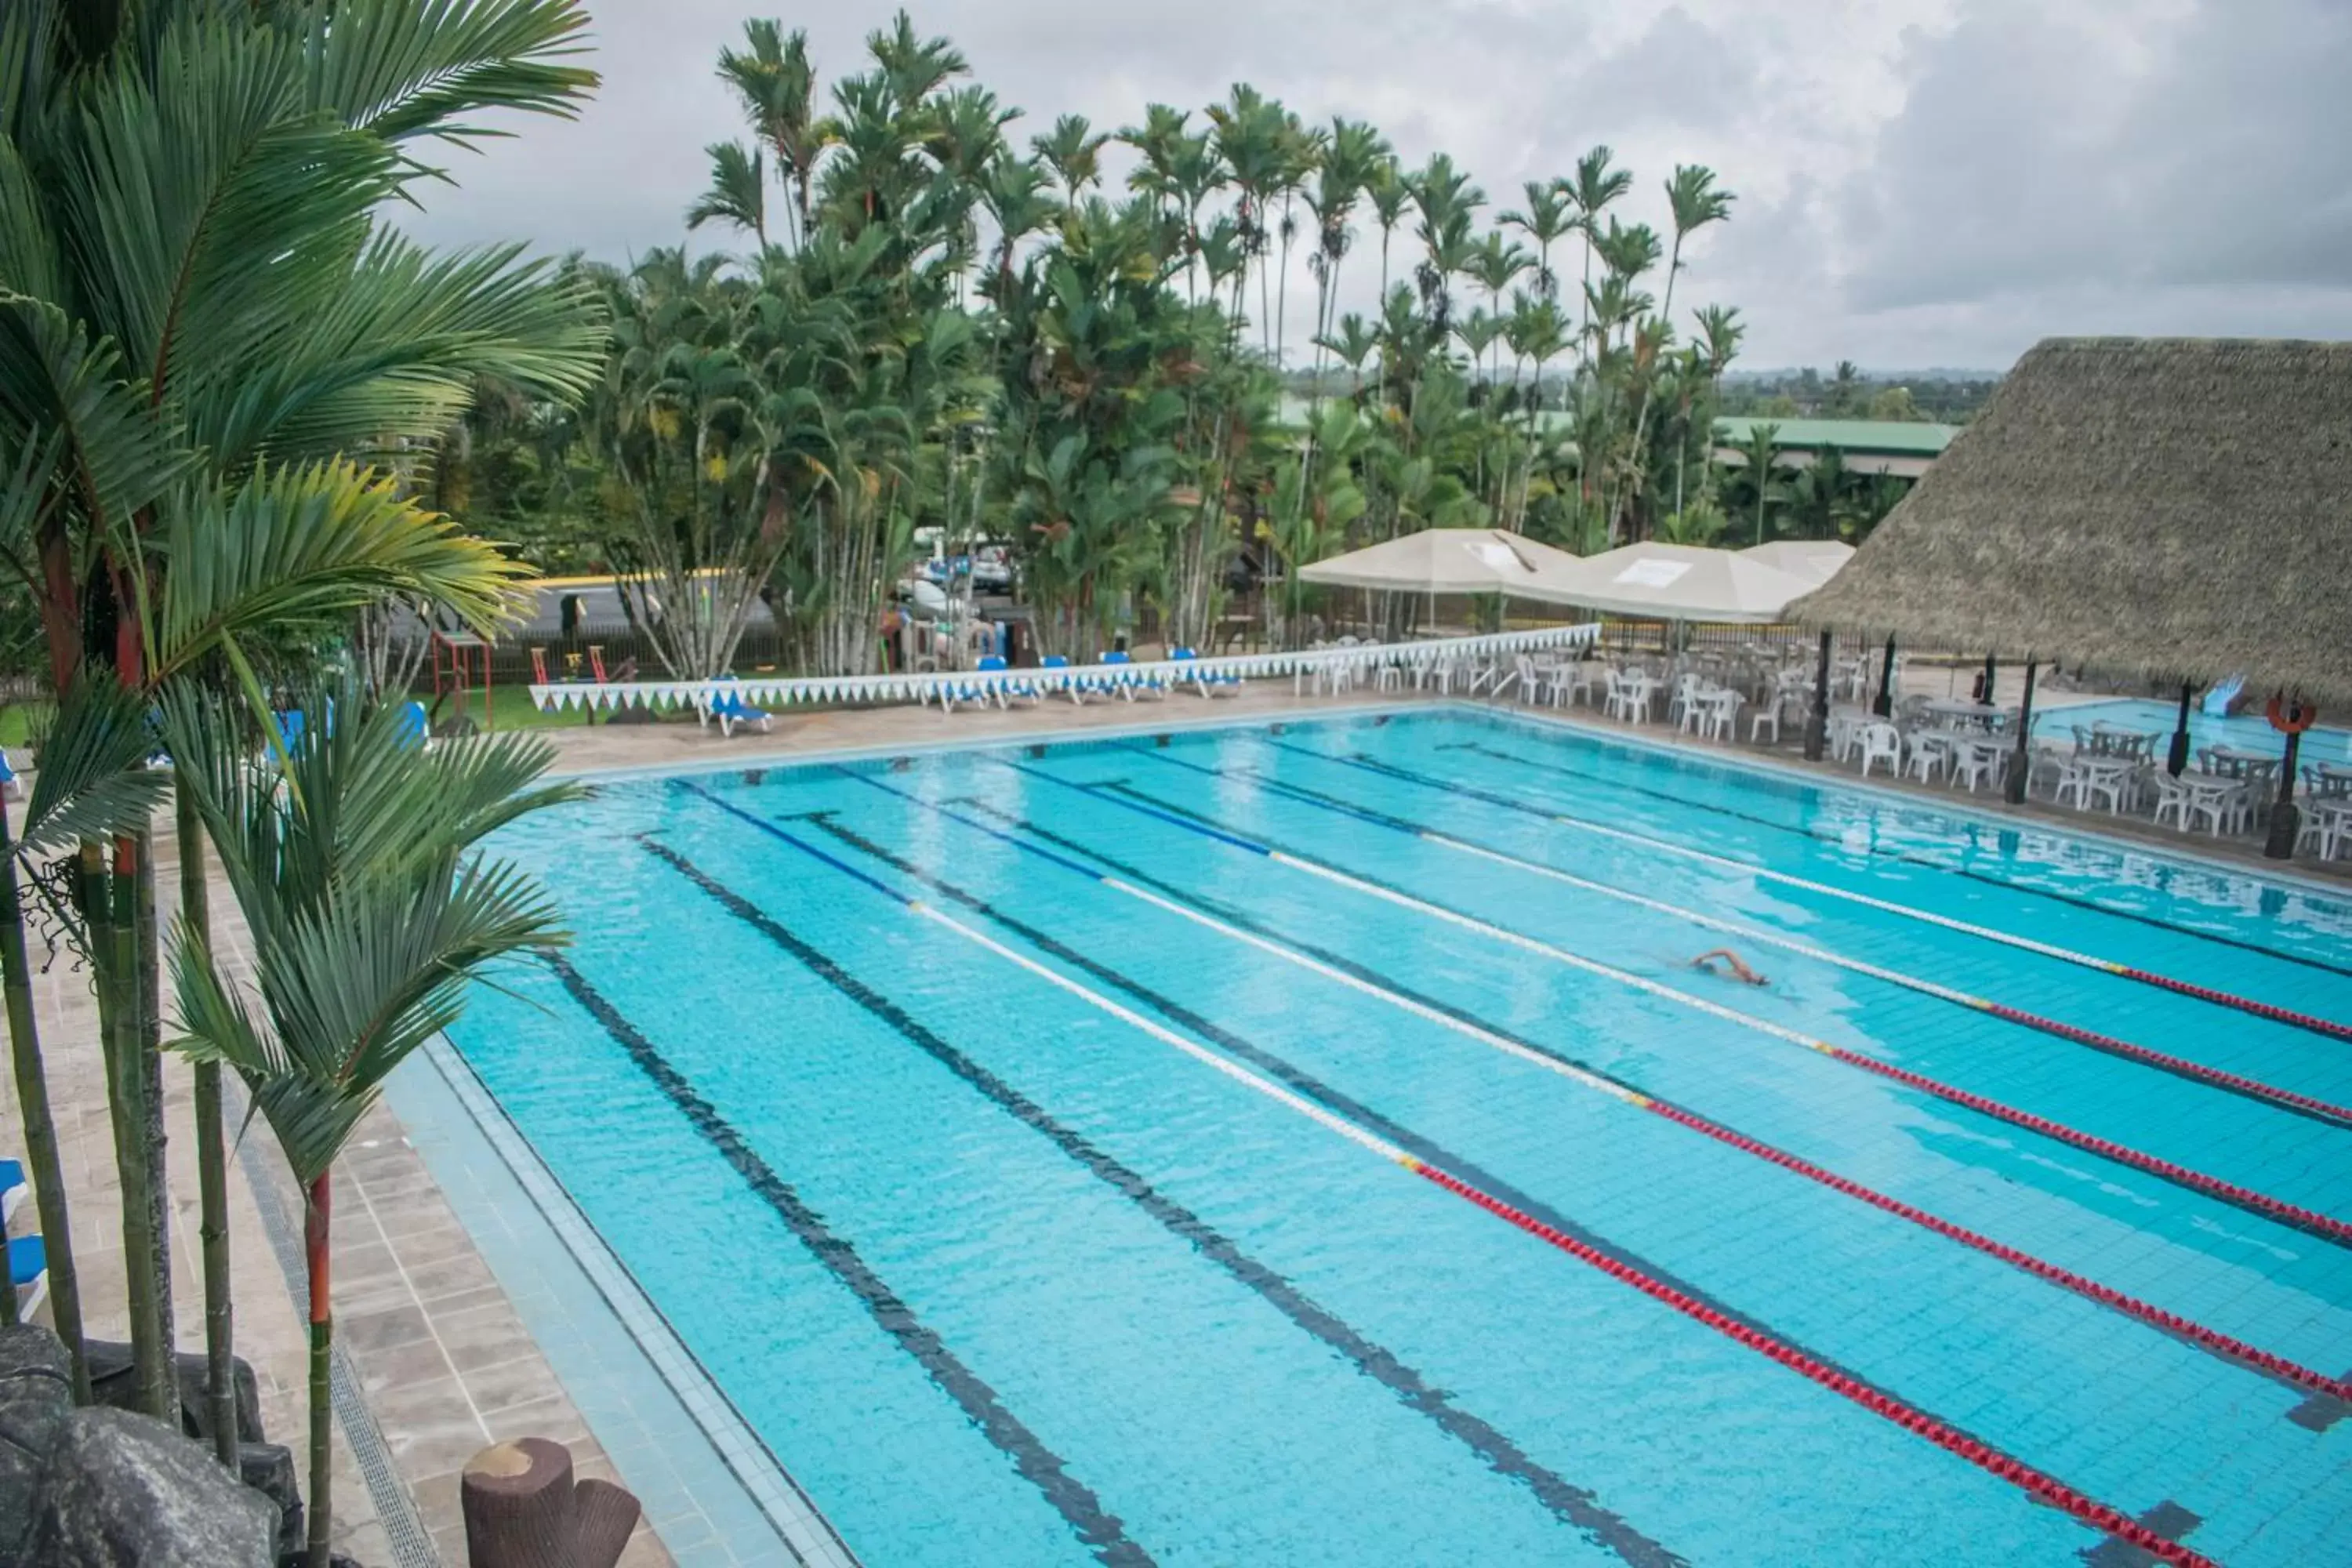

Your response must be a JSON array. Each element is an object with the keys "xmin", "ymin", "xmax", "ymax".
[
  {"xmin": 1805, "ymin": 630, "xmax": 1832, "ymax": 761},
  {"xmin": 2167, "ymin": 683, "xmax": 2194, "ymax": 776},
  {"xmin": 2265, "ymin": 729, "xmax": 2306, "ymax": 861},
  {"xmin": 1873, "ymin": 636, "xmax": 1897, "ymax": 718},
  {"xmin": 2005, "ymin": 661, "xmax": 2038, "ymax": 805},
  {"xmin": 1981, "ymin": 652, "xmax": 1998, "ymax": 705}
]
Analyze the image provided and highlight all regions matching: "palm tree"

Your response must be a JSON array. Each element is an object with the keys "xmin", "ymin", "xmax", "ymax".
[
  {"xmin": 166, "ymin": 681, "xmax": 578, "ymax": 1567},
  {"xmin": 867, "ymin": 9, "xmax": 968, "ymax": 114},
  {"xmin": 1732, "ymin": 422, "xmax": 1791, "ymax": 544},
  {"xmin": 1033, "ymin": 113, "xmax": 1109, "ymax": 203},
  {"xmin": 0, "ymin": 0, "xmax": 602, "ymax": 1441},
  {"xmin": 1561, "ymin": 145, "xmax": 1633, "ymax": 368},
  {"xmin": 1464, "ymin": 234, "xmax": 1531, "ymax": 383},
  {"xmin": 1501, "ymin": 181, "xmax": 1577, "ymax": 302},
  {"xmin": 1620, "ymin": 165, "xmax": 1733, "ymax": 535},
  {"xmin": 688, "ymin": 140, "xmax": 768, "ymax": 245},
  {"xmin": 1301, "ymin": 118, "xmax": 1389, "ymax": 411},
  {"xmin": 717, "ymin": 20, "xmax": 826, "ymax": 249}
]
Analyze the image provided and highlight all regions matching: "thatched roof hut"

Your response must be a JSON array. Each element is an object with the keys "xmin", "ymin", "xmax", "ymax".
[{"xmin": 1791, "ymin": 336, "xmax": 2352, "ymax": 709}]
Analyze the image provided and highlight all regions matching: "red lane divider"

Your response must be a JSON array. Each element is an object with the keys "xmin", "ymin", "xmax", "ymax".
[
  {"xmin": 2125, "ymin": 967, "xmax": 2352, "ymax": 1045},
  {"xmin": 1406, "ymin": 1160, "xmax": 2218, "ymax": 1568},
  {"xmin": 1977, "ymin": 1001, "xmax": 2352, "ymax": 1127},
  {"xmin": 1638, "ymin": 1101, "xmax": 2352, "ymax": 1402},
  {"xmin": 1830, "ymin": 1048, "xmax": 2352, "ymax": 1248}
]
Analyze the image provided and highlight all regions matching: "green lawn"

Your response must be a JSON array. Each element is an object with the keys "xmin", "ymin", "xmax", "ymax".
[
  {"xmin": 0, "ymin": 701, "xmax": 52, "ymax": 750},
  {"xmin": 1, "ymin": 688, "xmax": 616, "ymax": 754}
]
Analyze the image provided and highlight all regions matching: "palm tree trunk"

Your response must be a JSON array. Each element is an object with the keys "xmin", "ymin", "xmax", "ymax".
[
  {"xmin": 2, "ymin": 810, "xmax": 91, "ymax": 1399},
  {"xmin": 134, "ymin": 831, "xmax": 173, "ymax": 1373},
  {"xmin": 305, "ymin": 1171, "xmax": 334, "ymax": 1568},
  {"xmin": 180, "ymin": 784, "xmax": 236, "ymax": 1466},
  {"xmin": 93, "ymin": 839, "xmax": 172, "ymax": 1418}
]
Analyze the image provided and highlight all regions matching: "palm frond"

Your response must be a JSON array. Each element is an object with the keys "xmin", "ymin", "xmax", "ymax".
[
  {"xmin": 195, "ymin": 234, "xmax": 607, "ymax": 468},
  {"xmin": 62, "ymin": 13, "xmax": 394, "ymax": 403},
  {"xmin": 0, "ymin": 296, "xmax": 194, "ymax": 543},
  {"xmin": 152, "ymin": 459, "xmax": 532, "ymax": 673},
  {"xmin": 16, "ymin": 675, "xmax": 170, "ymax": 856},
  {"xmin": 300, "ymin": 0, "xmax": 597, "ymax": 155}
]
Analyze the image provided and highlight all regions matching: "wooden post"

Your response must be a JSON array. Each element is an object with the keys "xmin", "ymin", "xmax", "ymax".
[
  {"xmin": 1980, "ymin": 652, "xmax": 1997, "ymax": 705},
  {"xmin": 2265, "ymin": 728, "xmax": 2306, "ymax": 861},
  {"xmin": 2005, "ymin": 661, "xmax": 2038, "ymax": 805},
  {"xmin": 1873, "ymin": 635, "xmax": 1896, "ymax": 718},
  {"xmin": 2167, "ymin": 682, "xmax": 2194, "ymax": 776},
  {"xmin": 1805, "ymin": 630, "xmax": 1832, "ymax": 761}
]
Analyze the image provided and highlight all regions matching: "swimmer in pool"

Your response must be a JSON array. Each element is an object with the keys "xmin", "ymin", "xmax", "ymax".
[{"xmin": 1690, "ymin": 949, "xmax": 1769, "ymax": 987}]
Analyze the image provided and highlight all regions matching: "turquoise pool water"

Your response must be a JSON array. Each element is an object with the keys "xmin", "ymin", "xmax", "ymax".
[
  {"xmin": 443, "ymin": 707, "xmax": 2352, "ymax": 1566},
  {"xmin": 2034, "ymin": 696, "xmax": 2352, "ymax": 765}
]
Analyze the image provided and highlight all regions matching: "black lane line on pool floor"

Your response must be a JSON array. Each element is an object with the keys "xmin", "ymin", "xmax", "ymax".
[
  {"xmin": 638, "ymin": 827, "xmax": 1684, "ymax": 1568},
  {"xmin": 1436, "ymin": 732, "xmax": 2352, "ymax": 983},
  {"xmin": 1058, "ymin": 767, "xmax": 2352, "ymax": 1254},
  {"xmin": 540, "ymin": 954, "xmax": 1153, "ymax": 1568},
  {"xmin": 693, "ymin": 777, "xmax": 2193, "ymax": 1551},
  {"xmin": 1316, "ymin": 741, "xmax": 2352, "ymax": 1044},
  {"xmin": 1138, "ymin": 745, "xmax": 2352, "ymax": 1134},
  {"xmin": 918, "ymin": 789, "xmax": 2344, "ymax": 1410}
]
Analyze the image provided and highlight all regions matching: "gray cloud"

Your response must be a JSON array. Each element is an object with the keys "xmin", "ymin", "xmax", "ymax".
[{"xmin": 397, "ymin": 0, "xmax": 2344, "ymax": 371}]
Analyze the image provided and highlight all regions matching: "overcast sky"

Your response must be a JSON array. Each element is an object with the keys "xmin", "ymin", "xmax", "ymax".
[{"xmin": 401, "ymin": 0, "xmax": 2352, "ymax": 373}]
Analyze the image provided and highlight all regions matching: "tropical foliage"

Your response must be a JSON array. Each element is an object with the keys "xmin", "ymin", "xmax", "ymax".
[{"xmin": 1, "ymin": 0, "xmax": 602, "ymax": 1555}]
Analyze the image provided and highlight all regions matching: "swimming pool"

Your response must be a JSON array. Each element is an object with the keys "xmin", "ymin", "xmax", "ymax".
[
  {"xmin": 2034, "ymin": 696, "xmax": 2352, "ymax": 765},
  {"xmin": 439, "ymin": 706, "xmax": 2352, "ymax": 1566}
]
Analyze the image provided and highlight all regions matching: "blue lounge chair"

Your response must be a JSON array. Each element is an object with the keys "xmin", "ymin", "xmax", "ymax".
[
  {"xmin": 396, "ymin": 699, "xmax": 432, "ymax": 750},
  {"xmin": 9, "ymin": 1232, "xmax": 45, "ymax": 1319},
  {"xmin": 1040, "ymin": 655, "xmax": 1085, "ymax": 706},
  {"xmin": 1099, "ymin": 650, "xmax": 1166, "ymax": 702},
  {"xmin": 1170, "ymin": 648, "xmax": 1242, "ymax": 699},
  {"xmin": 2, "ymin": 1158, "xmax": 24, "ymax": 1225},
  {"xmin": 975, "ymin": 655, "xmax": 1036, "ymax": 710},
  {"xmin": 703, "ymin": 676, "xmax": 772, "ymax": 738},
  {"xmin": 0, "ymin": 749, "xmax": 19, "ymax": 799}
]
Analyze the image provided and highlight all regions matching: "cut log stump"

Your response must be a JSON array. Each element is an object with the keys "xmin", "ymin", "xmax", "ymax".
[{"xmin": 460, "ymin": 1438, "xmax": 641, "ymax": 1568}]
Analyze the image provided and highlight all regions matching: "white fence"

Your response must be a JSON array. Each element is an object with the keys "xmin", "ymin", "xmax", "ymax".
[{"xmin": 524, "ymin": 623, "xmax": 1601, "ymax": 716}]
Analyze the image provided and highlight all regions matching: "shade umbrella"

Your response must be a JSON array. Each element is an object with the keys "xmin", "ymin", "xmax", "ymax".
[
  {"xmin": 1298, "ymin": 528, "xmax": 1586, "ymax": 595},
  {"xmin": 1523, "ymin": 542, "xmax": 1820, "ymax": 625},
  {"xmin": 1739, "ymin": 539, "xmax": 1855, "ymax": 586},
  {"xmin": 1299, "ymin": 527, "xmax": 1589, "ymax": 638}
]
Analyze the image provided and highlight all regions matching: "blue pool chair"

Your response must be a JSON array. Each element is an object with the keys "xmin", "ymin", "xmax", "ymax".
[
  {"xmin": 1170, "ymin": 648, "xmax": 1242, "ymax": 700},
  {"xmin": 1040, "ymin": 654, "xmax": 1086, "ymax": 706},
  {"xmin": 975, "ymin": 655, "xmax": 1036, "ymax": 710},
  {"xmin": 0, "ymin": 748, "xmax": 20, "ymax": 799},
  {"xmin": 1099, "ymin": 649, "xmax": 1166, "ymax": 702},
  {"xmin": 1, "ymin": 1158, "xmax": 24, "ymax": 1225},
  {"xmin": 9, "ymin": 1232, "xmax": 45, "ymax": 1319},
  {"xmin": 704, "ymin": 677, "xmax": 772, "ymax": 738},
  {"xmin": 396, "ymin": 699, "xmax": 432, "ymax": 751}
]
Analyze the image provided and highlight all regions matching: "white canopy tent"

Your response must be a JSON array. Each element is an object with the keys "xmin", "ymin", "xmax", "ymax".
[
  {"xmin": 1739, "ymin": 539, "xmax": 1855, "ymax": 586},
  {"xmin": 1523, "ymin": 542, "xmax": 1821, "ymax": 625},
  {"xmin": 1298, "ymin": 528, "xmax": 1586, "ymax": 597}
]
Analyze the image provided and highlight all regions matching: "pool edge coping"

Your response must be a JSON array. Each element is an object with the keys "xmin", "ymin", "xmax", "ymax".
[{"xmin": 403, "ymin": 1034, "xmax": 864, "ymax": 1568}]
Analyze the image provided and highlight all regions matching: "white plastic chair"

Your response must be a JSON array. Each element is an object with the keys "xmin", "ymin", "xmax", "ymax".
[
  {"xmin": 2150, "ymin": 771, "xmax": 2194, "ymax": 829},
  {"xmin": 1951, "ymin": 739, "xmax": 2006, "ymax": 793},
  {"xmin": 1857, "ymin": 722, "xmax": 1903, "ymax": 778},
  {"xmin": 2190, "ymin": 781, "xmax": 2251, "ymax": 836},
  {"xmin": 1700, "ymin": 691, "xmax": 1741, "ymax": 742},
  {"xmin": 1905, "ymin": 732, "xmax": 1950, "ymax": 784}
]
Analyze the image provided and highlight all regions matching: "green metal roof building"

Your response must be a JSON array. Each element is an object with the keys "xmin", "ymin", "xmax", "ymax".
[{"xmin": 1713, "ymin": 418, "xmax": 1958, "ymax": 478}]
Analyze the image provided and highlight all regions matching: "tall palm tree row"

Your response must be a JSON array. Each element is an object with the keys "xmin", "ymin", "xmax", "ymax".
[
  {"xmin": 657, "ymin": 13, "xmax": 1759, "ymax": 655},
  {"xmin": 0, "ymin": 0, "xmax": 608, "ymax": 1551}
]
